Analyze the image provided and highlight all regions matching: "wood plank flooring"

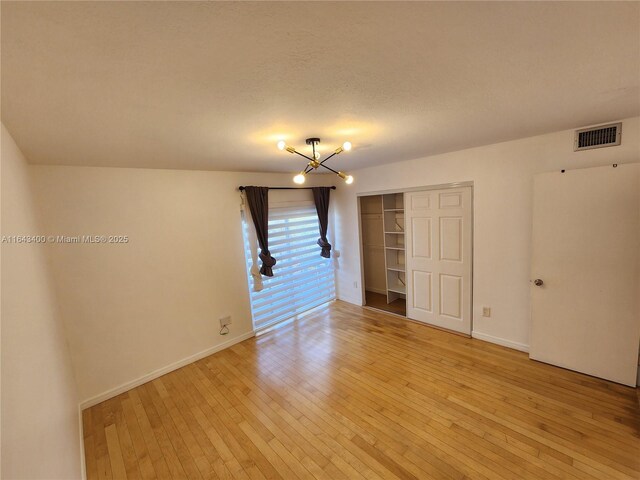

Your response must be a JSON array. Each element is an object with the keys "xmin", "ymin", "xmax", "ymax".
[{"xmin": 83, "ymin": 300, "xmax": 640, "ymax": 479}]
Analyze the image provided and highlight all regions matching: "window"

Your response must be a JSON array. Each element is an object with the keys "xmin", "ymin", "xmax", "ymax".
[{"xmin": 242, "ymin": 203, "xmax": 336, "ymax": 330}]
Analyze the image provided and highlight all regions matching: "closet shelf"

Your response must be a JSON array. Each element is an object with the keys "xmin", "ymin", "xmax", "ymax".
[
  {"xmin": 388, "ymin": 285, "xmax": 406, "ymax": 295},
  {"xmin": 384, "ymin": 231, "xmax": 404, "ymax": 234},
  {"xmin": 384, "ymin": 208, "xmax": 404, "ymax": 212},
  {"xmin": 387, "ymin": 265, "xmax": 405, "ymax": 273},
  {"xmin": 385, "ymin": 246, "xmax": 405, "ymax": 251}
]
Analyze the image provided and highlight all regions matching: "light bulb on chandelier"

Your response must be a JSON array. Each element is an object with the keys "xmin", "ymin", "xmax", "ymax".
[
  {"xmin": 337, "ymin": 171, "xmax": 354, "ymax": 184},
  {"xmin": 293, "ymin": 172, "xmax": 306, "ymax": 184}
]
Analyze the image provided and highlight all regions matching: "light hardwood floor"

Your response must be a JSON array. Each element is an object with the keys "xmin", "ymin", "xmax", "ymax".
[{"xmin": 83, "ymin": 300, "xmax": 640, "ymax": 480}]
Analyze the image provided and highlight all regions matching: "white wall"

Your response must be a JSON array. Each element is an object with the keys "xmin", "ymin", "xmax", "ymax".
[
  {"xmin": 334, "ymin": 117, "xmax": 640, "ymax": 351},
  {"xmin": 1, "ymin": 124, "xmax": 82, "ymax": 479},
  {"xmin": 30, "ymin": 165, "xmax": 333, "ymax": 405}
]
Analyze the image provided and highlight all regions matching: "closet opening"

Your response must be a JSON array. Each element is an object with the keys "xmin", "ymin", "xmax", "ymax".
[
  {"xmin": 358, "ymin": 184, "xmax": 474, "ymax": 335},
  {"xmin": 359, "ymin": 193, "xmax": 406, "ymax": 317}
]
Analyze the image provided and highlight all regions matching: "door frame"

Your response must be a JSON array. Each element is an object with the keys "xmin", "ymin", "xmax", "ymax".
[{"xmin": 356, "ymin": 182, "xmax": 474, "ymax": 332}]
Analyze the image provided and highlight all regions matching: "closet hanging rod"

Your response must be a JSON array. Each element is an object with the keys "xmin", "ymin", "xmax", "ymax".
[{"xmin": 238, "ymin": 186, "xmax": 336, "ymax": 191}]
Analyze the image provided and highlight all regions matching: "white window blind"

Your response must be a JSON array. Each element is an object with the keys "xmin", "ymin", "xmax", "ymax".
[{"xmin": 242, "ymin": 203, "xmax": 336, "ymax": 330}]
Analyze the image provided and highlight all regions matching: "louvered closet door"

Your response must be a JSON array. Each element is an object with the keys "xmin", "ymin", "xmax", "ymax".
[{"xmin": 405, "ymin": 188, "xmax": 472, "ymax": 334}]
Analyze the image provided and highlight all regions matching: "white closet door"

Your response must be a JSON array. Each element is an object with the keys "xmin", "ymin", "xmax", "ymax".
[
  {"xmin": 405, "ymin": 188, "xmax": 472, "ymax": 334},
  {"xmin": 530, "ymin": 164, "xmax": 640, "ymax": 386}
]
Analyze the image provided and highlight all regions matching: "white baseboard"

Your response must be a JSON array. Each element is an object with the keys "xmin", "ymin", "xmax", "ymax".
[
  {"xmin": 337, "ymin": 294, "xmax": 363, "ymax": 306},
  {"xmin": 79, "ymin": 330, "xmax": 255, "ymax": 410},
  {"xmin": 472, "ymin": 331, "xmax": 529, "ymax": 353}
]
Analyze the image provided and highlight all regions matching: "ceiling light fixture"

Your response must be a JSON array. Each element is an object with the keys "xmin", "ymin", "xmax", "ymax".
[{"xmin": 277, "ymin": 137, "xmax": 354, "ymax": 185}]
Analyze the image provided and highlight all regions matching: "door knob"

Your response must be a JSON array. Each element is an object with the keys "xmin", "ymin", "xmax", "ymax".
[{"xmin": 533, "ymin": 279, "xmax": 544, "ymax": 286}]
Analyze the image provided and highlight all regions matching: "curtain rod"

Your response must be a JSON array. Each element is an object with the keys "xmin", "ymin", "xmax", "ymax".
[{"xmin": 238, "ymin": 186, "xmax": 336, "ymax": 191}]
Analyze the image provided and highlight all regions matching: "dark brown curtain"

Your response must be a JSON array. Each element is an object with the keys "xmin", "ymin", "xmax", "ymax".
[
  {"xmin": 244, "ymin": 186, "xmax": 276, "ymax": 276},
  {"xmin": 312, "ymin": 187, "xmax": 332, "ymax": 258}
]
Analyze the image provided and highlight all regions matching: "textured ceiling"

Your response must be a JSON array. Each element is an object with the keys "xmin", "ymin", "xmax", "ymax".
[{"xmin": 2, "ymin": 1, "xmax": 639, "ymax": 173}]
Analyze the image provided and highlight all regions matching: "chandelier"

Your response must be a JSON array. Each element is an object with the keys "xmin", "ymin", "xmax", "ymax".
[{"xmin": 277, "ymin": 137, "xmax": 354, "ymax": 185}]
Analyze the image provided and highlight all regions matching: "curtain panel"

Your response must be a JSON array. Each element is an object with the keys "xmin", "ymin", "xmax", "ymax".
[
  {"xmin": 244, "ymin": 186, "xmax": 276, "ymax": 276},
  {"xmin": 312, "ymin": 187, "xmax": 332, "ymax": 258}
]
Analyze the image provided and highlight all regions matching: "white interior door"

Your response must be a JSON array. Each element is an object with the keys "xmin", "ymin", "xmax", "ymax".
[
  {"xmin": 405, "ymin": 187, "xmax": 472, "ymax": 334},
  {"xmin": 530, "ymin": 164, "xmax": 640, "ymax": 386}
]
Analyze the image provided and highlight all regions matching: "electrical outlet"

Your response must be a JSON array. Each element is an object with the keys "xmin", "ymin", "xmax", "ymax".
[
  {"xmin": 353, "ymin": 281, "xmax": 358, "ymax": 289},
  {"xmin": 482, "ymin": 307, "xmax": 491, "ymax": 317},
  {"xmin": 219, "ymin": 315, "xmax": 232, "ymax": 327}
]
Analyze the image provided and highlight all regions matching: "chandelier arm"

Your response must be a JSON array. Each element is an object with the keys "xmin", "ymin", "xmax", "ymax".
[
  {"xmin": 293, "ymin": 151, "xmax": 314, "ymax": 162},
  {"xmin": 317, "ymin": 151, "xmax": 338, "ymax": 166},
  {"xmin": 318, "ymin": 163, "xmax": 340, "ymax": 175}
]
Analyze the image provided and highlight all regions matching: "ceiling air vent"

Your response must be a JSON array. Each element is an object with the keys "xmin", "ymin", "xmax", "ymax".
[{"xmin": 574, "ymin": 122, "xmax": 621, "ymax": 151}]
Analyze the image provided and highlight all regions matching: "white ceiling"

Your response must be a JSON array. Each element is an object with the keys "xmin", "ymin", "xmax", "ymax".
[{"xmin": 2, "ymin": 1, "xmax": 639, "ymax": 173}]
